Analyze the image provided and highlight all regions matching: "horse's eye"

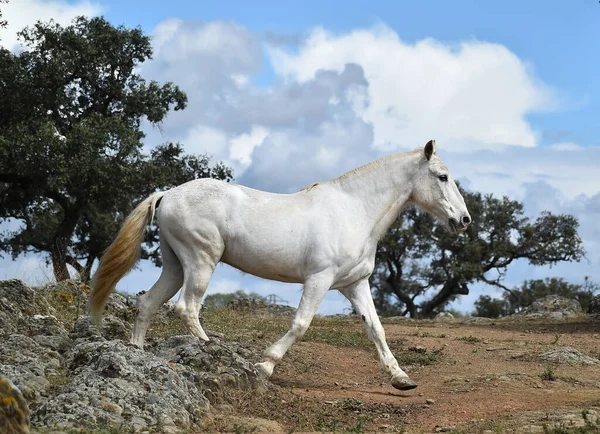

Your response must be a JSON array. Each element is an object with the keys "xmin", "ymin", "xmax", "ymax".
[{"xmin": 438, "ymin": 175, "xmax": 448, "ymax": 182}]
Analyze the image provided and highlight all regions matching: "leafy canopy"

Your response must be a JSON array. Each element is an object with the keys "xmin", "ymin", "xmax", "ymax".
[
  {"xmin": 473, "ymin": 277, "xmax": 599, "ymax": 318},
  {"xmin": 371, "ymin": 188, "xmax": 585, "ymax": 318},
  {"xmin": 0, "ymin": 16, "xmax": 232, "ymax": 281}
]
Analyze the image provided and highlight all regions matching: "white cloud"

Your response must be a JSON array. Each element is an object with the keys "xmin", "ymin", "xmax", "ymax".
[
  {"xmin": 182, "ymin": 125, "xmax": 229, "ymax": 156},
  {"xmin": 0, "ymin": 0, "xmax": 102, "ymax": 51},
  {"xmin": 268, "ymin": 25, "xmax": 555, "ymax": 152},
  {"xmin": 229, "ymin": 125, "xmax": 269, "ymax": 167},
  {"xmin": 549, "ymin": 142, "xmax": 582, "ymax": 151},
  {"xmin": 445, "ymin": 146, "xmax": 600, "ymax": 199},
  {"xmin": 0, "ymin": 254, "xmax": 53, "ymax": 286},
  {"xmin": 206, "ymin": 276, "xmax": 243, "ymax": 295}
]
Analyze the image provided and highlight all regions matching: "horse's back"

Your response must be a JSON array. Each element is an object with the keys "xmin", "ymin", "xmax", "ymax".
[{"xmin": 155, "ymin": 179, "xmax": 337, "ymax": 281}]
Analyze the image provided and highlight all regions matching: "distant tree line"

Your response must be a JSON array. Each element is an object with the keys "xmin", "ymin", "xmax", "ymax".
[
  {"xmin": 472, "ymin": 277, "xmax": 598, "ymax": 318},
  {"xmin": 203, "ymin": 290, "xmax": 265, "ymax": 309}
]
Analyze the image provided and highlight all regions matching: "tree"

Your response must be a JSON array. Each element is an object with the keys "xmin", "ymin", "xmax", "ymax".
[
  {"xmin": 203, "ymin": 290, "xmax": 265, "ymax": 309},
  {"xmin": 371, "ymin": 189, "xmax": 585, "ymax": 318},
  {"xmin": 473, "ymin": 295, "xmax": 507, "ymax": 318},
  {"xmin": 0, "ymin": 1, "xmax": 7, "ymax": 31},
  {"xmin": 0, "ymin": 17, "xmax": 233, "ymax": 282},
  {"xmin": 473, "ymin": 277, "xmax": 599, "ymax": 317}
]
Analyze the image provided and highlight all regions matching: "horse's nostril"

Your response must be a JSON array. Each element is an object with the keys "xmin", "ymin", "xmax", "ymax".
[{"xmin": 462, "ymin": 216, "xmax": 471, "ymax": 225}]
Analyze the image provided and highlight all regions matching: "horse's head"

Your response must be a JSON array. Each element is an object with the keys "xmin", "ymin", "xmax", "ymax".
[{"xmin": 410, "ymin": 140, "xmax": 471, "ymax": 233}]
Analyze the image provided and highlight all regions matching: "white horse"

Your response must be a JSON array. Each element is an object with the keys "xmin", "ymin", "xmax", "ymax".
[{"xmin": 90, "ymin": 139, "xmax": 470, "ymax": 391}]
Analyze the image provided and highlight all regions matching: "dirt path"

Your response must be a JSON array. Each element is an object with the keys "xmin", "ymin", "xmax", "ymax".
[{"xmin": 267, "ymin": 319, "xmax": 600, "ymax": 432}]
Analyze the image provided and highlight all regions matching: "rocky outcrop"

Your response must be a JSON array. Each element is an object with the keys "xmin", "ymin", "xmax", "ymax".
[
  {"xmin": 520, "ymin": 295, "xmax": 583, "ymax": 320},
  {"xmin": 434, "ymin": 312, "xmax": 455, "ymax": 322},
  {"xmin": 34, "ymin": 340, "xmax": 211, "ymax": 433},
  {"xmin": 589, "ymin": 294, "xmax": 600, "ymax": 318},
  {"xmin": 540, "ymin": 346, "xmax": 600, "ymax": 365},
  {"xmin": 0, "ymin": 279, "xmax": 266, "ymax": 433}
]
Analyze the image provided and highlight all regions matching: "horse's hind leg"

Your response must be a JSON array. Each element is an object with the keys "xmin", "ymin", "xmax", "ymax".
[
  {"xmin": 175, "ymin": 262, "xmax": 217, "ymax": 341},
  {"xmin": 255, "ymin": 272, "xmax": 333, "ymax": 378},
  {"xmin": 172, "ymin": 234, "xmax": 223, "ymax": 341},
  {"xmin": 132, "ymin": 235, "xmax": 183, "ymax": 348},
  {"xmin": 340, "ymin": 278, "xmax": 417, "ymax": 391}
]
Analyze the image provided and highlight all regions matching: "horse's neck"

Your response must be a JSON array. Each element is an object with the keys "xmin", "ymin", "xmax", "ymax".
[{"xmin": 334, "ymin": 154, "xmax": 418, "ymax": 240}]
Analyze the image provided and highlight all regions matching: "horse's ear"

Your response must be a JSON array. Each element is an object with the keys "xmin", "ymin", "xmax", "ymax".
[{"xmin": 424, "ymin": 139, "xmax": 436, "ymax": 160}]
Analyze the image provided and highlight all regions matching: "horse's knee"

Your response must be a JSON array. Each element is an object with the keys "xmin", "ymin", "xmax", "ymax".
[{"xmin": 291, "ymin": 318, "xmax": 310, "ymax": 337}]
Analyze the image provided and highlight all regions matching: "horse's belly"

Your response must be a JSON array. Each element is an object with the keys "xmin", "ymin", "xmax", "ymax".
[{"xmin": 220, "ymin": 242, "xmax": 305, "ymax": 284}]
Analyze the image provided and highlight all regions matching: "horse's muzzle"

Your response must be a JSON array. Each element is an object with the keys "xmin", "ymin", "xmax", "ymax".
[{"xmin": 448, "ymin": 216, "xmax": 470, "ymax": 232}]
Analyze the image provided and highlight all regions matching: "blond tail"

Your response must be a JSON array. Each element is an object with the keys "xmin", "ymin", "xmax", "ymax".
[{"xmin": 89, "ymin": 191, "xmax": 165, "ymax": 325}]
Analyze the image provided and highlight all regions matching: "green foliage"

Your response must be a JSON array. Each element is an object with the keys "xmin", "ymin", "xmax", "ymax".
[
  {"xmin": 395, "ymin": 347, "xmax": 442, "ymax": 366},
  {"xmin": 371, "ymin": 188, "xmax": 585, "ymax": 318},
  {"xmin": 304, "ymin": 326, "xmax": 372, "ymax": 348},
  {"xmin": 203, "ymin": 290, "xmax": 264, "ymax": 308},
  {"xmin": 0, "ymin": 16, "xmax": 232, "ymax": 281},
  {"xmin": 540, "ymin": 366, "xmax": 557, "ymax": 382},
  {"xmin": 0, "ymin": 2, "xmax": 6, "ymax": 32},
  {"xmin": 473, "ymin": 295, "xmax": 507, "ymax": 318},
  {"xmin": 457, "ymin": 335, "xmax": 482, "ymax": 343},
  {"xmin": 473, "ymin": 277, "xmax": 599, "ymax": 318},
  {"xmin": 505, "ymin": 277, "xmax": 598, "ymax": 314}
]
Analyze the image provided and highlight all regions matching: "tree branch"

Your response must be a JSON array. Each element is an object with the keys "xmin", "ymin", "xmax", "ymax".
[
  {"xmin": 480, "ymin": 275, "xmax": 520, "ymax": 302},
  {"xmin": 65, "ymin": 255, "xmax": 85, "ymax": 275}
]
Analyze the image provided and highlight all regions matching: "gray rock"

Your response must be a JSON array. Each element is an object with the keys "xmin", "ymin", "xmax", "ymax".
[
  {"xmin": 153, "ymin": 335, "xmax": 265, "ymax": 403},
  {"xmin": 0, "ymin": 279, "xmax": 55, "ymax": 335},
  {"xmin": 0, "ymin": 279, "xmax": 269, "ymax": 433},
  {"xmin": 0, "ymin": 334, "xmax": 62, "ymax": 402},
  {"xmin": 434, "ymin": 312, "xmax": 455, "ymax": 322},
  {"xmin": 34, "ymin": 340, "xmax": 210, "ymax": 433},
  {"xmin": 70, "ymin": 315, "xmax": 131, "ymax": 342},
  {"xmin": 540, "ymin": 346, "xmax": 600, "ymax": 365},
  {"xmin": 589, "ymin": 295, "xmax": 600, "ymax": 317},
  {"xmin": 520, "ymin": 295, "xmax": 583, "ymax": 319}
]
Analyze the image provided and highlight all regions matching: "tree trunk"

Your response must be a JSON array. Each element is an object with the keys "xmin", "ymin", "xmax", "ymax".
[
  {"xmin": 50, "ymin": 211, "xmax": 80, "ymax": 282},
  {"xmin": 81, "ymin": 255, "xmax": 96, "ymax": 282},
  {"xmin": 389, "ymin": 282, "xmax": 418, "ymax": 318},
  {"xmin": 64, "ymin": 255, "xmax": 95, "ymax": 282},
  {"xmin": 420, "ymin": 278, "xmax": 469, "ymax": 317},
  {"xmin": 50, "ymin": 238, "xmax": 71, "ymax": 281}
]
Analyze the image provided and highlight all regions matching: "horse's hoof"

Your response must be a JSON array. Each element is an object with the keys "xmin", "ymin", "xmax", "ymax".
[
  {"xmin": 255, "ymin": 361, "xmax": 274, "ymax": 379},
  {"xmin": 391, "ymin": 376, "xmax": 418, "ymax": 391}
]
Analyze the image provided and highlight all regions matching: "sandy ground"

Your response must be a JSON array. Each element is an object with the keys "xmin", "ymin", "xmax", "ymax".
[{"xmin": 261, "ymin": 318, "xmax": 600, "ymax": 432}]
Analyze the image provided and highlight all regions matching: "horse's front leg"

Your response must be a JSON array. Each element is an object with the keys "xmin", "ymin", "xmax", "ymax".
[
  {"xmin": 255, "ymin": 272, "xmax": 334, "ymax": 378},
  {"xmin": 340, "ymin": 279, "xmax": 417, "ymax": 391}
]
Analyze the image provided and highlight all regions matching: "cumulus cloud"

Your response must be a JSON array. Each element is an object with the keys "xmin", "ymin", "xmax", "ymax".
[
  {"xmin": 445, "ymin": 145, "xmax": 600, "ymax": 200},
  {"xmin": 0, "ymin": 0, "xmax": 102, "ymax": 51},
  {"xmin": 268, "ymin": 25, "xmax": 556, "ymax": 152}
]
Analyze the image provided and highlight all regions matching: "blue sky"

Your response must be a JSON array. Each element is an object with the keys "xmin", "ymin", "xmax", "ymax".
[
  {"xmin": 97, "ymin": 0, "xmax": 600, "ymax": 147},
  {"xmin": 1, "ymin": 0, "xmax": 599, "ymax": 315}
]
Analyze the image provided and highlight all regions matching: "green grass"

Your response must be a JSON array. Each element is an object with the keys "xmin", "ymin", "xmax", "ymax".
[
  {"xmin": 540, "ymin": 366, "xmax": 558, "ymax": 382},
  {"xmin": 457, "ymin": 335, "xmax": 482, "ymax": 343},
  {"xmin": 395, "ymin": 347, "xmax": 442, "ymax": 366},
  {"xmin": 160, "ymin": 308, "xmax": 376, "ymax": 349},
  {"xmin": 304, "ymin": 327, "xmax": 372, "ymax": 348}
]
